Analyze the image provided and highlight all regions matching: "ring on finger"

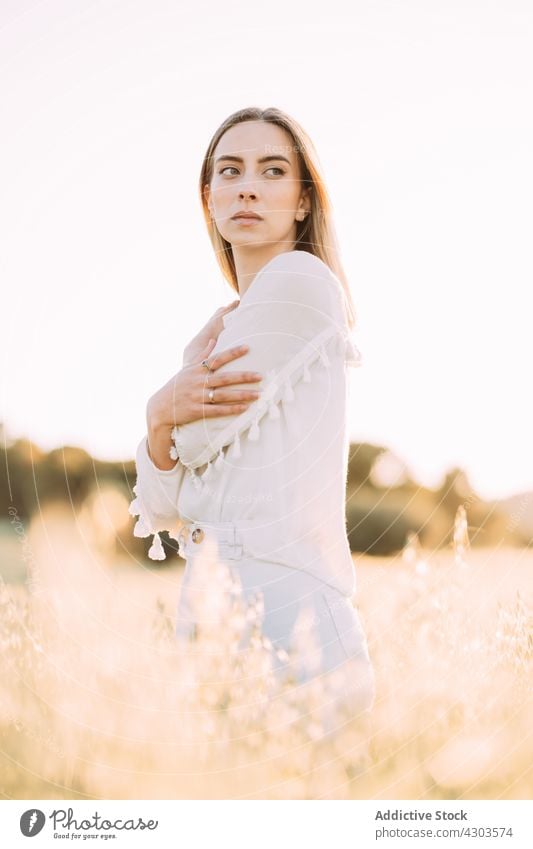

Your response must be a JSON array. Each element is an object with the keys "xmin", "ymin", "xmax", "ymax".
[
  {"xmin": 201, "ymin": 359, "xmax": 212, "ymax": 371},
  {"xmin": 208, "ymin": 388, "xmax": 215, "ymax": 404}
]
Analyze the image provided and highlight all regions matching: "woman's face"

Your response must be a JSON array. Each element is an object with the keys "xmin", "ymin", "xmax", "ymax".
[{"xmin": 206, "ymin": 120, "xmax": 310, "ymax": 249}]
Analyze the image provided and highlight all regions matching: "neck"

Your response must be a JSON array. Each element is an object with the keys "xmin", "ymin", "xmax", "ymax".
[{"xmin": 232, "ymin": 242, "xmax": 296, "ymax": 298}]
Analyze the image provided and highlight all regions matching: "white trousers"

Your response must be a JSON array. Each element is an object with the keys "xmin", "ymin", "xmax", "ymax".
[{"xmin": 174, "ymin": 520, "xmax": 376, "ymax": 725}]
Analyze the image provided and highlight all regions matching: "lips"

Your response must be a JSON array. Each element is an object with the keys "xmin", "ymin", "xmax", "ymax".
[{"xmin": 231, "ymin": 212, "xmax": 263, "ymax": 220}]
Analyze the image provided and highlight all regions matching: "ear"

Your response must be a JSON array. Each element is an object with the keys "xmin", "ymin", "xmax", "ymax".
[
  {"xmin": 296, "ymin": 187, "xmax": 312, "ymax": 220},
  {"xmin": 204, "ymin": 183, "xmax": 212, "ymax": 215},
  {"xmin": 300, "ymin": 185, "xmax": 312, "ymax": 214}
]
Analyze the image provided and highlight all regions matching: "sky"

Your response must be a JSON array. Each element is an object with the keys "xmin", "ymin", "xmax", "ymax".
[{"xmin": 1, "ymin": 0, "xmax": 532, "ymax": 502}]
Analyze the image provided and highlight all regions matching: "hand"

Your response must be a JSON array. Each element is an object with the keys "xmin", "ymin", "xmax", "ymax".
[
  {"xmin": 147, "ymin": 338, "xmax": 264, "ymax": 433},
  {"xmin": 182, "ymin": 299, "xmax": 241, "ymax": 367}
]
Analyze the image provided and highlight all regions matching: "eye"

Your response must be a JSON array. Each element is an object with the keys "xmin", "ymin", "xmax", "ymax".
[{"xmin": 218, "ymin": 166, "xmax": 286, "ymax": 177}]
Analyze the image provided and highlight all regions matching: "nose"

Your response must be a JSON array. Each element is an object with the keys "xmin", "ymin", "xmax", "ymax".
[{"xmin": 238, "ymin": 188, "xmax": 257, "ymax": 200}]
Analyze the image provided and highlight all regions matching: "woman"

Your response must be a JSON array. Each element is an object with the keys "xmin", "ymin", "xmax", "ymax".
[{"xmin": 129, "ymin": 106, "xmax": 376, "ymax": 721}]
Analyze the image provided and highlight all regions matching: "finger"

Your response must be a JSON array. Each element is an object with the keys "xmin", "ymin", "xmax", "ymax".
[
  {"xmin": 201, "ymin": 386, "xmax": 261, "ymax": 405},
  {"xmin": 199, "ymin": 402, "xmax": 256, "ymax": 418},
  {"xmin": 207, "ymin": 344, "xmax": 250, "ymax": 370},
  {"xmin": 214, "ymin": 300, "xmax": 240, "ymax": 316},
  {"xmin": 205, "ymin": 370, "xmax": 263, "ymax": 387},
  {"xmin": 200, "ymin": 338, "xmax": 217, "ymax": 356}
]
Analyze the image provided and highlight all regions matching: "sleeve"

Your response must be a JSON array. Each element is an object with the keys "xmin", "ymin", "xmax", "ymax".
[
  {"xmin": 128, "ymin": 434, "xmax": 186, "ymax": 561},
  {"xmin": 170, "ymin": 251, "xmax": 361, "ymax": 471}
]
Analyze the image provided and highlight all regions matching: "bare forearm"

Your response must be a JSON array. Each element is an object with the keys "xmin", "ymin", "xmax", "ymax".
[{"xmin": 146, "ymin": 400, "xmax": 179, "ymax": 471}]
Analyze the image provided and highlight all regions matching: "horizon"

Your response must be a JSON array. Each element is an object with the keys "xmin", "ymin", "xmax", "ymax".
[{"xmin": 1, "ymin": 0, "xmax": 532, "ymax": 504}]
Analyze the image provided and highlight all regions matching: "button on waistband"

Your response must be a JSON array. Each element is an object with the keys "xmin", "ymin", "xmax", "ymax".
[{"xmin": 177, "ymin": 522, "xmax": 244, "ymax": 560}]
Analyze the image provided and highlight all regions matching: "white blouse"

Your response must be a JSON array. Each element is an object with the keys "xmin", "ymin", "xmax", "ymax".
[{"xmin": 129, "ymin": 249, "xmax": 363, "ymax": 597}]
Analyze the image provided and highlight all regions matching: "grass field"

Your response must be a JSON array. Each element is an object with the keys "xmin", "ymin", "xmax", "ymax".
[{"xmin": 1, "ymin": 502, "xmax": 531, "ymax": 800}]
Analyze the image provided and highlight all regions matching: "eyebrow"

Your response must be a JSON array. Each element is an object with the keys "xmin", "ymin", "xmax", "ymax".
[{"xmin": 214, "ymin": 154, "xmax": 292, "ymax": 166}]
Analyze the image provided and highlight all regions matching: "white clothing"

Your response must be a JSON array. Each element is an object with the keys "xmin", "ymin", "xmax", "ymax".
[
  {"xmin": 174, "ymin": 519, "xmax": 376, "ymax": 717},
  {"xmin": 129, "ymin": 249, "xmax": 363, "ymax": 597},
  {"xmin": 129, "ymin": 249, "xmax": 374, "ymax": 710}
]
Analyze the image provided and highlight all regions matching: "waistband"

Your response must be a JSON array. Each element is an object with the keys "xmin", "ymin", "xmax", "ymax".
[
  {"xmin": 177, "ymin": 518, "xmax": 274, "ymax": 562},
  {"xmin": 175, "ymin": 518, "xmax": 352, "ymax": 597}
]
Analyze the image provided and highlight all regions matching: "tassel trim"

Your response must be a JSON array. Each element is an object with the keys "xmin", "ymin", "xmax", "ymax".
[
  {"xmin": 171, "ymin": 322, "xmax": 360, "ymax": 471},
  {"xmin": 128, "ymin": 482, "xmax": 182, "ymax": 562},
  {"xmin": 342, "ymin": 329, "xmax": 363, "ymax": 367}
]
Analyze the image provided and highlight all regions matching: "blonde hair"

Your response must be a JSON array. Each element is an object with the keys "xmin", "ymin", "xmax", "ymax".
[{"xmin": 198, "ymin": 106, "xmax": 358, "ymax": 331}]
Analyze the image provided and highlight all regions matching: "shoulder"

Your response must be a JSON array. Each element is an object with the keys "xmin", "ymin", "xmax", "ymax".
[
  {"xmin": 264, "ymin": 249, "xmax": 335, "ymax": 283},
  {"xmin": 248, "ymin": 250, "xmax": 343, "ymax": 319}
]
